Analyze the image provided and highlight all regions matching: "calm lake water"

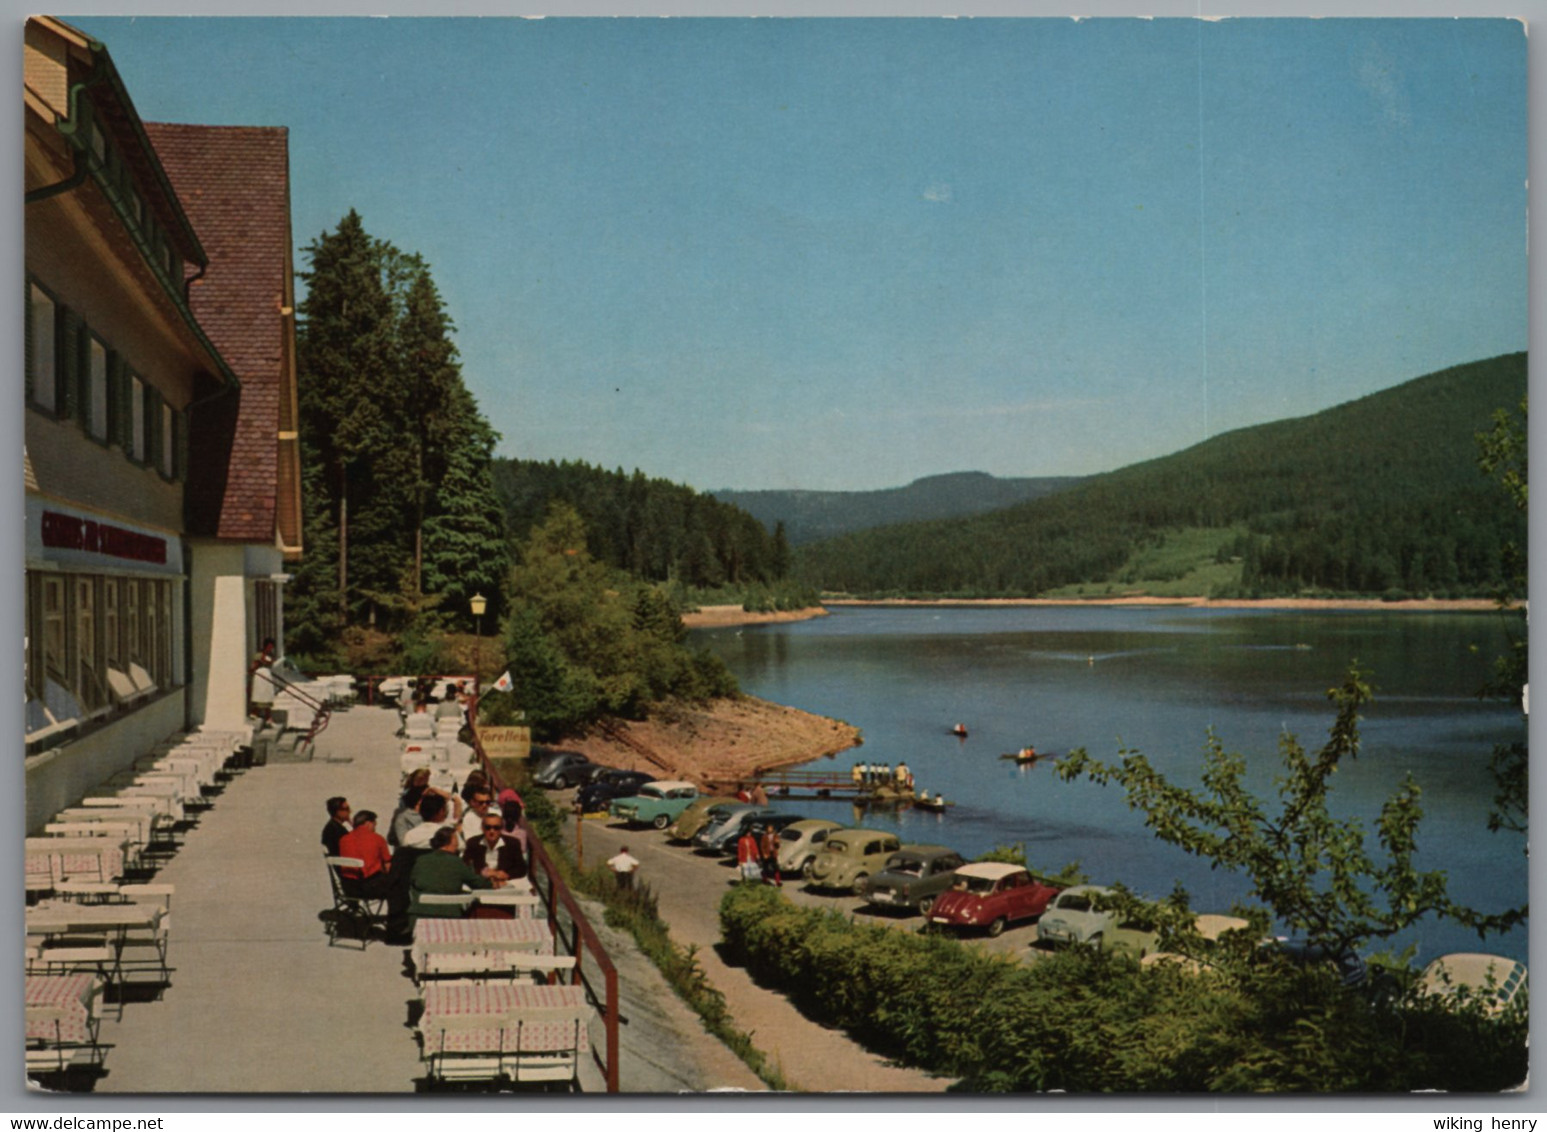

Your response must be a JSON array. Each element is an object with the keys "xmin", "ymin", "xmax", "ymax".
[{"xmin": 694, "ymin": 605, "xmax": 1528, "ymax": 964}]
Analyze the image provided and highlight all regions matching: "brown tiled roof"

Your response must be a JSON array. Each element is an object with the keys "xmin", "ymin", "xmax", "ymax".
[{"xmin": 142, "ymin": 122, "xmax": 292, "ymax": 544}]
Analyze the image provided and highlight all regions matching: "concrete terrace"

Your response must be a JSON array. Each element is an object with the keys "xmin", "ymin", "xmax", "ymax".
[{"xmin": 85, "ymin": 703, "xmax": 762, "ymax": 1095}]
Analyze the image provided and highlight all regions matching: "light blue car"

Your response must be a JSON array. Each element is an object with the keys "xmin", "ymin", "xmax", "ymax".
[{"xmin": 609, "ymin": 780, "xmax": 702, "ymax": 830}]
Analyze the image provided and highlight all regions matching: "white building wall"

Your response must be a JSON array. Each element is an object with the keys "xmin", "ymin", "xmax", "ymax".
[{"xmin": 187, "ymin": 540, "xmax": 251, "ymax": 731}]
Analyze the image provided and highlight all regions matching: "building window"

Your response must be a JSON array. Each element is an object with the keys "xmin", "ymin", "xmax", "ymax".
[
  {"xmin": 75, "ymin": 576, "xmax": 105, "ymax": 711},
  {"xmin": 104, "ymin": 579, "xmax": 119, "ymax": 669},
  {"xmin": 42, "ymin": 575, "xmax": 66, "ymax": 685},
  {"xmin": 160, "ymin": 402, "xmax": 174, "ymax": 477},
  {"xmin": 125, "ymin": 577, "xmax": 140, "ymax": 667},
  {"xmin": 89, "ymin": 336, "xmax": 109, "ymax": 441},
  {"xmin": 130, "ymin": 374, "xmax": 145, "ymax": 462},
  {"xmin": 28, "ymin": 283, "xmax": 57, "ymax": 412}
]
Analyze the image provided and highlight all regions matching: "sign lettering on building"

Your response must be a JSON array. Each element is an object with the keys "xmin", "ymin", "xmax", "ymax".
[{"xmin": 40, "ymin": 510, "xmax": 168, "ymax": 564}]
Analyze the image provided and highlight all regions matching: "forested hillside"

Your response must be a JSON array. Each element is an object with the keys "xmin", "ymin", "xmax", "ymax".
[
  {"xmin": 795, "ymin": 354, "xmax": 1527, "ymax": 598},
  {"xmin": 491, "ymin": 458, "xmax": 793, "ymax": 592},
  {"xmin": 710, "ymin": 471, "xmax": 1085, "ymax": 546}
]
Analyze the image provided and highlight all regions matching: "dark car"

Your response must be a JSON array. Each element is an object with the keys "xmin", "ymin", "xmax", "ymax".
[
  {"xmin": 861, "ymin": 845, "xmax": 968, "ymax": 915},
  {"xmin": 532, "ymin": 752, "xmax": 607, "ymax": 790},
  {"xmin": 576, "ymin": 769, "xmax": 656, "ymax": 814}
]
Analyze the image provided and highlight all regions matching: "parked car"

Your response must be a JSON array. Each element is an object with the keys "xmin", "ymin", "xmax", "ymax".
[
  {"xmin": 806, "ymin": 828, "xmax": 903, "ymax": 895},
  {"xmin": 928, "ymin": 862, "xmax": 1061, "ymax": 937},
  {"xmin": 1140, "ymin": 914, "xmax": 1253, "ymax": 971},
  {"xmin": 1101, "ymin": 913, "xmax": 1161, "ymax": 960},
  {"xmin": 693, "ymin": 804, "xmax": 779, "ymax": 854},
  {"xmin": 1035, "ymin": 885, "xmax": 1117, "ymax": 947},
  {"xmin": 576, "ymin": 769, "xmax": 656, "ymax": 814},
  {"xmin": 1418, "ymin": 953, "xmax": 1528, "ymax": 1017},
  {"xmin": 1265, "ymin": 937, "xmax": 1370, "ymax": 990},
  {"xmin": 533, "ymin": 752, "xmax": 607, "ymax": 790},
  {"xmin": 609, "ymin": 781, "xmax": 703, "ymax": 829},
  {"xmin": 775, "ymin": 819, "xmax": 845, "ymax": 878},
  {"xmin": 862, "ymin": 845, "xmax": 968, "ymax": 915},
  {"xmin": 667, "ymin": 797, "xmax": 740, "ymax": 842}
]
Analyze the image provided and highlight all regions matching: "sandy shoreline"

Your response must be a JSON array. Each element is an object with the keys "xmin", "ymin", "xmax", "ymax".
[
  {"xmin": 683, "ymin": 599, "xmax": 1507, "ymax": 630},
  {"xmin": 679, "ymin": 604, "xmax": 831, "ymax": 629},
  {"xmin": 825, "ymin": 596, "xmax": 1508, "ymax": 612},
  {"xmin": 553, "ymin": 695, "xmax": 863, "ymax": 784}
]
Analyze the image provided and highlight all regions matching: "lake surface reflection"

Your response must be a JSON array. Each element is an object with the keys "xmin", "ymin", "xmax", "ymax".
[{"xmin": 695, "ymin": 605, "xmax": 1528, "ymax": 963}]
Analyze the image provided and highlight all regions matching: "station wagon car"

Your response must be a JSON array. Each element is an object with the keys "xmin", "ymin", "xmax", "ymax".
[
  {"xmin": 609, "ymin": 781, "xmax": 702, "ymax": 829},
  {"xmin": 862, "ymin": 845, "xmax": 968, "ymax": 915},
  {"xmin": 666, "ymin": 797, "xmax": 740, "ymax": 842},
  {"xmin": 775, "ymin": 819, "xmax": 844, "ymax": 878},
  {"xmin": 806, "ymin": 829, "xmax": 902, "ymax": 894},
  {"xmin": 1036, "ymin": 885, "xmax": 1117, "ymax": 947},
  {"xmin": 928, "ymin": 861, "xmax": 1061, "ymax": 936}
]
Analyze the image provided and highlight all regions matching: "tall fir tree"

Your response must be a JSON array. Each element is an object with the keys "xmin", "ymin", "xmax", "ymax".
[{"xmin": 291, "ymin": 211, "xmax": 510, "ymax": 649}]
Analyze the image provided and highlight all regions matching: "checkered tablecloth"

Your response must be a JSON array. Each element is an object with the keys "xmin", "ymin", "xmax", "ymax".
[
  {"xmin": 419, "ymin": 983, "xmax": 589, "ymax": 1054},
  {"xmin": 25, "ymin": 974, "xmax": 97, "ymax": 1043},
  {"xmin": 410, "ymin": 916, "xmax": 551, "ymax": 969},
  {"xmin": 25, "ymin": 839, "xmax": 126, "ymax": 886}
]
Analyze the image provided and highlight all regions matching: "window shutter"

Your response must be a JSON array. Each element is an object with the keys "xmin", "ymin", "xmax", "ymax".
[
  {"xmin": 55, "ymin": 307, "xmax": 78, "ymax": 421},
  {"xmin": 173, "ymin": 408, "xmax": 188, "ymax": 481}
]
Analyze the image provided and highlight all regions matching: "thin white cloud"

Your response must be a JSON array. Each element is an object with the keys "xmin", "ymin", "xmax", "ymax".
[{"xmin": 922, "ymin": 183, "xmax": 952, "ymax": 203}]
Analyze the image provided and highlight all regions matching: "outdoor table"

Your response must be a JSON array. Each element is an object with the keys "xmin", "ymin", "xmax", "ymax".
[
  {"xmin": 25, "ymin": 836, "xmax": 129, "ymax": 887},
  {"xmin": 136, "ymin": 754, "xmax": 217, "ymax": 789},
  {"xmin": 419, "ymin": 983, "xmax": 590, "ymax": 1054},
  {"xmin": 27, "ymin": 901, "xmax": 166, "ymax": 1005},
  {"xmin": 25, "ymin": 973, "xmax": 100, "ymax": 1045},
  {"xmin": 97, "ymin": 781, "xmax": 187, "ymax": 822},
  {"xmin": 410, "ymin": 916, "xmax": 551, "ymax": 970},
  {"xmin": 470, "ymin": 888, "xmax": 542, "ymax": 919},
  {"xmin": 54, "ymin": 808, "xmax": 155, "ymax": 846}
]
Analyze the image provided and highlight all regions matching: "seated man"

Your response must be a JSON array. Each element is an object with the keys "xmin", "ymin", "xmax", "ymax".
[
  {"xmin": 409, "ymin": 826, "xmax": 500, "ymax": 920},
  {"xmin": 458, "ymin": 788, "xmax": 501, "ymax": 842},
  {"xmin": 400, "ymin": 789, "xmax": 461, "ymax": 851},
  {"xmin": 463, "ymin": 813, "xmax": 528, "ymax": 882},
  {"xmin": 337, "ymin": 810, "xmax": 392, "ymax": 900},
  {"xmin": 321, "ymin": 796, "xmax": 351, "ymax": 856}
]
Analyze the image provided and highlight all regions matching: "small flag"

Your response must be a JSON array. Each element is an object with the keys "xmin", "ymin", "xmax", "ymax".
[{"xmin": 492, "ymin": 670, "xmax": 514, "ymax": 693}]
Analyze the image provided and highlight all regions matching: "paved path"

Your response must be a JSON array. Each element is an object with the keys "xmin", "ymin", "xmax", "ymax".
[
  {"xmin": 561, "ymin": 808, "xmax": 961, "ymax": 1093},
  {"xmin": 90, "ymin": 705, "xmax": 761, "ymax": 1094}
]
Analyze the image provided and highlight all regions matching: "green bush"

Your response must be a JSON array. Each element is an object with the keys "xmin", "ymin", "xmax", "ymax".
[{"xmin": 718, "ymin": 886, "xmax": 1528, "ymax": 1092}]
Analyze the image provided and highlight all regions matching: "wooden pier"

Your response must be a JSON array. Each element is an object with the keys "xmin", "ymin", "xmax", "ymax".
[{"xmin": 704, "ymin": 768, "xmax": 916, "ymax": 805}]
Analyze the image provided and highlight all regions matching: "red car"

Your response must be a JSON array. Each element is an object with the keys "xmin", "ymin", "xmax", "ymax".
[{"xmin": 927, "ymin": 862, "xmax": 1061, "ymax": 937}]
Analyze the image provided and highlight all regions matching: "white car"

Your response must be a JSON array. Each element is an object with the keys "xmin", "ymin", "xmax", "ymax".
[
  {"xmin": 1036, "ymin": 884, "xmax": 1118, "ymax": 947},
  {"xmin": 1419, "ymin": 953, "xmax": 1527, "ymax": 1017}
]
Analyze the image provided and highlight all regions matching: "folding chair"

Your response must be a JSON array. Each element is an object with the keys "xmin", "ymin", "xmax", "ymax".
[{"xmin": 324, "ymin": 856, "xmax": 386, "ymax": 949}]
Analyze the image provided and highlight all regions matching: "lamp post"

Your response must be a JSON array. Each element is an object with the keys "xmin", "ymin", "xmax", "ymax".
[{"xmin": 470, "ymin": 592, "xmax": 487, "ymax": 716}]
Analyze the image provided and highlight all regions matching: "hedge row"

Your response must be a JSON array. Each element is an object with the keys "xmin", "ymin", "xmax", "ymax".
[{"xmin": 718, "ymin": 885, "xmax": 1528, "ymax": 1093}]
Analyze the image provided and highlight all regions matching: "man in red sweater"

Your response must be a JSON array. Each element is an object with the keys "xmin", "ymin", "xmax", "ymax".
[{"xmin": 337, "ymin": 810, "xmax": 392, "ymax": 900}]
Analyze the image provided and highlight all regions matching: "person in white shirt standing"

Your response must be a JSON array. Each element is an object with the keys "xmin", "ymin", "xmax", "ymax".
[{"xmin": 607, "ymin": 846, "xmax": 641, "ymax": 891}]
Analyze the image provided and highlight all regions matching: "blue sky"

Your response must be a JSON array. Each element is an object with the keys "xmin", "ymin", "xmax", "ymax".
[{"xmin": 75, "ymin": 16, "xmax": 1526, "ymax": 491}]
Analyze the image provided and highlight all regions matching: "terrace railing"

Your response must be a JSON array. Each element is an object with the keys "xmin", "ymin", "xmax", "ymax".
[{"xmin": 466, "ymin": 719, "xmax": 621, "ymax": 1093}]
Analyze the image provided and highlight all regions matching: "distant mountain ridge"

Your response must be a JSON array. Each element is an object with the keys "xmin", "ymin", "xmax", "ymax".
[
  {"xmin": 710, "ymin": 471, "xmax": 1086, "ymax": 546},
  {"xmin": 793, "ymin": 353, "xmax": 1528, "ymax": 599}
]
